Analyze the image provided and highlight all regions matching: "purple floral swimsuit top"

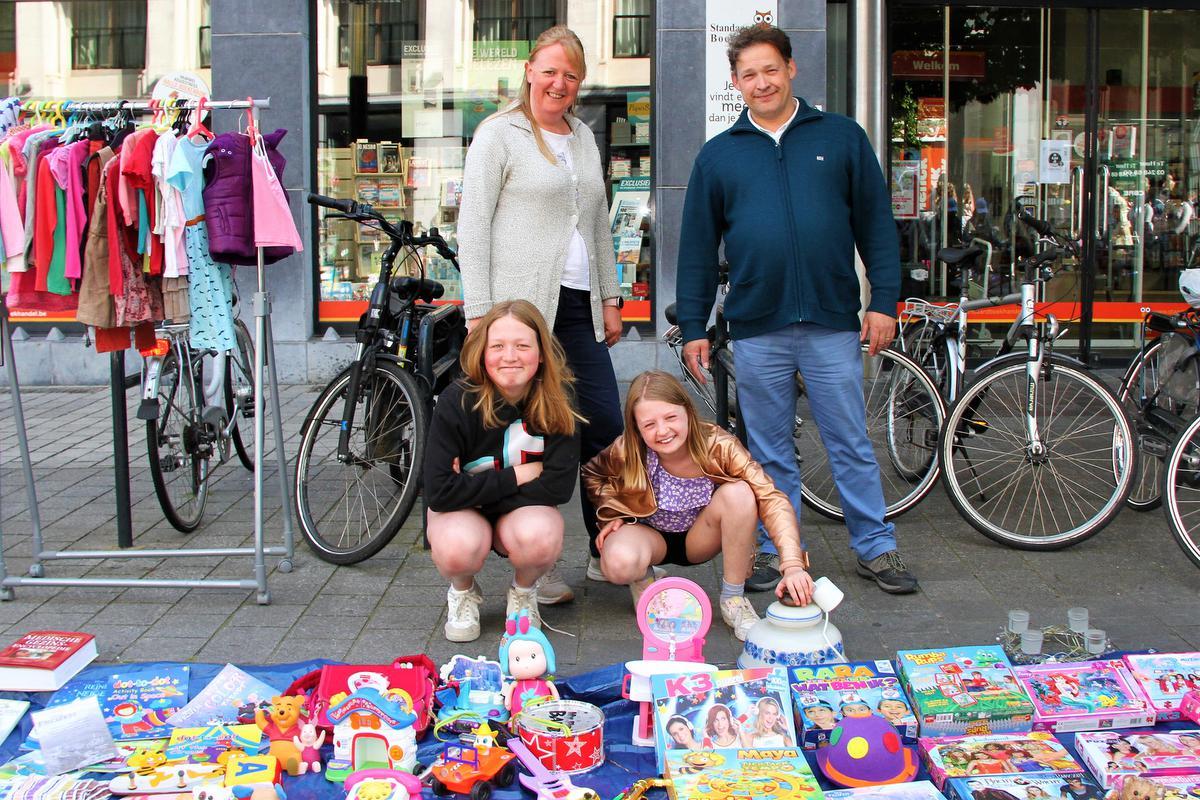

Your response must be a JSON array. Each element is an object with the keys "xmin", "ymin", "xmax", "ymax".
[{"xmin": 640, "ymin": 450, "xmax": 715, "ymax": 533}]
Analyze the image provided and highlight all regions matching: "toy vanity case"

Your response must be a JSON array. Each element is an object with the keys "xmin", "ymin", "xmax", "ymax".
[
  {"xmin": 663, "ymin": 746, "xmax": 823, "ymax": 800},
  {"xmin": 825, "ymin": 781, "xmax": 947, "ymax": 800},
  {"xmin": 1013, "ymin": 660, "xmax": 1155, "ymax": 733},
  {"xmin": 1073, "ymin": 730, "xmax": 1200, "ymax": 788},
  {"xmin": 944, "ymin": 770, "xmax": 1105, "ymax": 800},
  {"xmin": 789, "ymin": 660, "xmax": 919, "ymax": 749},
  {"xmin": 919, "ymin": 732, "xmax": 1083, "ymax": 790},
  {"xmin": 897, "ymin": 646, "xmax": 1035, "ymax": 737},
  {"xmin": 1122, "ymin": 653, "xmax": 1200, "ymax": 722}
]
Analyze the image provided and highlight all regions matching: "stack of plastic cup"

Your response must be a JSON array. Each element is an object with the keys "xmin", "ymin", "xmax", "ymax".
[
  {"xmin": 1086, "ymin": 629, "xmax": 1106, "ymax": 655},
  {"xmin": 1021, "ymin": 629, "xmax": 1044, "ymax": 655},
  {"xmin": 1068, "ymin": 607, "xmax": 1089, "ymax": 633},
  {"xmin": 1008, "ymin": 610, "xmax": 1030, "ymax": 634}
]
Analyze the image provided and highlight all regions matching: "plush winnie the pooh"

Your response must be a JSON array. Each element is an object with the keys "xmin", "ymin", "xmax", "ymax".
[{"xmin": 255, "ymin": 695, "xmax": 307, "ymax": 775}]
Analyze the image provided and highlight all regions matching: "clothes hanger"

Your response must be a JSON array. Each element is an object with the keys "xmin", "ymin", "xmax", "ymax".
[{"xmin": 186, "ymin": 96, "xmax": 214, "ymax": 141}]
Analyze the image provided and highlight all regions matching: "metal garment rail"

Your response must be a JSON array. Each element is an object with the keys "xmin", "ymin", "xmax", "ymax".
[{"xmin": 0, "ymin": 97, "xmax": 294, "ymax": 604}]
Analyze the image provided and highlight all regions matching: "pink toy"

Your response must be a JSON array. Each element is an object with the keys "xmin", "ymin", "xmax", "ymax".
[
  {"xmin": 500, "ymin": 610, "xmax": 560, "ymax": 717},
  {"xmin": 635, "ymin": 577, "xmax": 711, "ymax": 662},
  {"xmin": 344, "ymin": 769, "xmax": 424, "ymax": 800},
  {"xmin": 291, "ymin": 723, "xmax": 325, "ymax": 774},
  {"xmin": 1182, "ymin": 689, "xmax": 1200, "ymax": 724},
  {"xmin": 506, "ymin": 737, "xmax": 599, "ymax": 800}
]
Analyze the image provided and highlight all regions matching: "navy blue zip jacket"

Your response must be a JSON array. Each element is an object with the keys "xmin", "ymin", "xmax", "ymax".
[{"xmin": 675, "ymin": 98, "xmax": 900, "ymax": 344}]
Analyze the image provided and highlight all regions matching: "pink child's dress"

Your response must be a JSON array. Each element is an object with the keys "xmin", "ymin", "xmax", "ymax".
[{"xmin": 509, "ymin": 678, "xmax": 555, "ymax": 715}]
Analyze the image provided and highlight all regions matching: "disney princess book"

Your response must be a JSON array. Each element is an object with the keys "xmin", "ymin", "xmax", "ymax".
[{"xmin": 1013, "ymin": 660, "xmax": 1155, "ymax": 733}]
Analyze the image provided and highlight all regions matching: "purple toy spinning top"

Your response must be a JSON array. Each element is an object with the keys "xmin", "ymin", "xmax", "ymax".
[{"xmin": 815, "ymin": 713, "xmax": 918, "ymax": 788}]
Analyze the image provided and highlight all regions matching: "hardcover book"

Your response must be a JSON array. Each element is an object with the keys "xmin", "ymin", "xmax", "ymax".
[
  {"xmin": 790, "ymin": 660, "xmax": 919, "ymax": 749},
  {"xmin": 0, "ymin": 631, "xmax": 97, "ymax": 691},
  {"xmin": 1014, "ymin": 661, "xmax": 1155, "ymax": 733}
]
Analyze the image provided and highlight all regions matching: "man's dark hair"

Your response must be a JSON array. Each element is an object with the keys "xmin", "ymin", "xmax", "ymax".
[{"xmin": 727, "ymin": 25, "xmax": 792, "ymax": 72}]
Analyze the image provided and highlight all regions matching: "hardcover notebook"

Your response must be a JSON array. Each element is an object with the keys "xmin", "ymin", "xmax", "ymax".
[
  {"xmin": 1013, "ymin": 660, "xmax": 1155, "ymax": 733},
  {"xmin": 0, "ymin": 631, "xmax": 97, "ymax": 691}
]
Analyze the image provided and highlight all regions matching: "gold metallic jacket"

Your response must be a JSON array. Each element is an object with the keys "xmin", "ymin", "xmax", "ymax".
[{"xmin": 582, "ymin": 422, "xmax": 809, "ymax": 573}]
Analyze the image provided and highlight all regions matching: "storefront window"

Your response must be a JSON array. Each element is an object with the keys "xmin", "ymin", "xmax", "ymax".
[
  {"xmin": 69, "ymin": 0, "xmax": 147, "ymax": 71},
  {"xmin": 614, "ymin": 0, "xmax": 651, "ymax": 59},
  {"xmin": 314, "ymin": 1, "xmax": 654, "ymax": 329}
]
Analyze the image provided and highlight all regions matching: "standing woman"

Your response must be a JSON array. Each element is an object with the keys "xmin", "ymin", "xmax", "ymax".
[{"xmin": 458, "ymin": 26, "xmax": 625, "ymax": 605}]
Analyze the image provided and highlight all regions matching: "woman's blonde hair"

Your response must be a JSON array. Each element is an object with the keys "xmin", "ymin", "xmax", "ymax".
[
  {"xmin": 458, "ymin": 300, "xmax": 583, "ymax": 435},
  {"xmin": 619, "ymin": 370, "xmax": 711, "ymax": 492},
  {"xmin": 491, "ymin": 25, "xmax": 587, "ymax": 165}
]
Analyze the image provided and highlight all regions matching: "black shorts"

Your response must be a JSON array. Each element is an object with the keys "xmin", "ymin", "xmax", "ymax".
[{"xmin": 653, "ymin": 527, "xmax": 701, "ymax": 567}]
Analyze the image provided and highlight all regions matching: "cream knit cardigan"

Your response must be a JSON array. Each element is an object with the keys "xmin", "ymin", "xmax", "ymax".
[{"xmin": 458, "ymin": 110, "xmax": 621, "ymax": 341}]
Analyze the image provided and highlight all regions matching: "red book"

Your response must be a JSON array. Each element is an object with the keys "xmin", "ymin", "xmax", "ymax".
[{"xmin": 0, "ymin": 630, "xmax": 97, "ymax": 691}]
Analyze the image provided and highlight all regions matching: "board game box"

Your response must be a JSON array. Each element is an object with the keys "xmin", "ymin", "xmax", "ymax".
[
  {"xmin": 1107, "ymin": 774, "xmax": 1200, "ymax": 800},
  {"xmin": 919, "ymin": 732, "xmax": 1083, "ymax": 790},
  {"xmin": 652, "ymin": 667, "xmax": 795, "ymax": 773},
  {"xmin": 1014, "ymin": 661, "xmax": 1156, "ymax": 733},
  {"xmin": 664, "ymin": 746, "xmax": 822, "ymax": 800},
  {"xmin": 790, "ymin": 661, "xmax": 918, "ymax": 749},
  {"xmin": 946, "ymin": 770, "xmax": 1106, "ymax": 800},
  {"xmin": 1122, "ymin": 654, "xmax": 1200, "ymax": 722},
  {"xmin": 897, "ymin": 646, "xmax": 1035, "ymax": 737},
  {"xmin": 825, "ymin": 781, "xmax": 947, "ymax": 800},
  {"xmin": 1074, "ymin": 731, "xmax": 1200, "ymax": 788}
]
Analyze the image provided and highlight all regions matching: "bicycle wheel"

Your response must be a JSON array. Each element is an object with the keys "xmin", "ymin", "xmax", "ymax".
[
  {"xmin": 797, "ymin": 347, "xmax": 946, "ymax": 521},
  {"xmin": 225, "ymin": 318, "xmax": 256, "ymax": 472},
  {"xmin": 1161, "ymin": 412, "xmax": 1200, "ymax": 568},
  {"xmin": 1116, "ymin": 335, "xmax": 1200, "ymax": 511},
  {"xmin": 939, "ymin": 356, "xmax": 1135, "ymax": 549},
  {"xmin": 147, "ymin": 350, "xmax": 210, "ymax": 532},
  {"xmin": 294, "ymin": 360, "xmax": 427, "ymax": 564}
]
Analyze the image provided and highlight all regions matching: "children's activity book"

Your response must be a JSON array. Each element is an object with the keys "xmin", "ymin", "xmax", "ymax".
[
  {"xmin": 945, "ymin": 770, "xmax": 1106, "ymax": 800},
  {"xmin": 103, "ymin": 665, "xmax": 189, "ymax": 741},
  {"xmin": 897, "ymin": 646, "xmax": 1035, "ymax": 737},
  {"xmin": 664, "ymin": 746, "xmax": 822, "ymax": 800},
  {"xmin": 789, "ymin": 660, "xmax": 919, "ymax": 749},
  {"xmin": 652, "ymin": 667, "xmax": 795, "ymax": 773},
  {"xmin": 1014, "ymin": 661, "xmax": 1156, "ymax": 733},
  {"xmin": 919, "ymin": 732, "xmax": 1083, "ymax": 790},
  {"xmin": 167, "ymin": 664, "xmax": 279, "ymax": 728}
]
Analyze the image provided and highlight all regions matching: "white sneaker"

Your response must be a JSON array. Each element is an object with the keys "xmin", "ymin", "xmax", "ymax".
[
  {"xmin": 630, "ymin": 569, "xmax": 658, "ymax": 608},
  {"xmin": 445, "ymin": 581, "xmax": 483, "ymax": 643},
  {"xmin": 590, "ymin": 553, "xmax": 667, "ymax": 585},
  {"xmin": 535, "ymin": 565, "xmax": 575, "ymax": 605},
  {"xmin": 506, "ymin": 583, "xmax": 542, "ymax": 629},
  {"xmin": 720, "ymin": 595, "xmax": 760, "ymax": 642}
]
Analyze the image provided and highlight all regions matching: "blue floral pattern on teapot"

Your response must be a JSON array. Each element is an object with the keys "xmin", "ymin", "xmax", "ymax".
[{"xmin": 741, "ymin": 639, "xmax": 845, "ymax": 667}]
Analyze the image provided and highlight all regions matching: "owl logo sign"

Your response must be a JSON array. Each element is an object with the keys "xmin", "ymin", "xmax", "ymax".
[{"xmin": 753, "ymin": 10, "xmax": 775, "ymax": 26}]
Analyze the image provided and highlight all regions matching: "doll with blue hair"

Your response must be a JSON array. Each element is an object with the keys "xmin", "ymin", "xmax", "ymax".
[{"xmin": 500, "ymin": 609, "xmax": 560, "ymax": 716}]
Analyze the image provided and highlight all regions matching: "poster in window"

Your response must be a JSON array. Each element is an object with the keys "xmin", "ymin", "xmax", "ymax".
[
  {"xmin": 355, "ymin": 141, "xmax": 378, "ymax": 174},
  {"xmin": 379, "ymin": 143, "xmax": 402, "ymax": 174},
  {"xmin": 891, "ymin": 160, "xmax": 920, "ymax": 219}
]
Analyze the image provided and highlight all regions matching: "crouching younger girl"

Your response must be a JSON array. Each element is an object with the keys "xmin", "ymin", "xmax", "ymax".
[
  {"xmin": 423, "ymin": 300, "xmax": 582, "ymax": 643},
  {"xmin": 582, "ymin": 370, "xmax": 813, "ymax": 640}
]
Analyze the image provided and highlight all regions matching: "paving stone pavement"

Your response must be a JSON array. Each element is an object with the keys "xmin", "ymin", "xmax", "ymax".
[{"xmin": 1, "ymin": 381, "xmax": 1199, "ymax": 674}]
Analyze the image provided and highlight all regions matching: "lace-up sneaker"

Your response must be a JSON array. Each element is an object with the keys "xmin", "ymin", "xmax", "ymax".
[
  {"xmin": 536, "ymin": 565, "xmax": 575, "ymax": 605},
  {"xmin": 856, "ymin": 550, "xmax": 920, "ymax": 594},
  {"xmin": 745, "ymin": 552, "xmax": 782, "ymax": 592},
  {"xmin": 506, "ymin": 583, "xmax": 542, "ymax": 629},
  {"xmin": 720, "ymin": 595, "xmax": 761, "ymax": 641},
  {"xmin": 444, "ymin": 581, "xmax": 483, "ymax": 642},
  {"xmin": 630, "ymin": 569, "xmax": 660, "ymax": 608}
]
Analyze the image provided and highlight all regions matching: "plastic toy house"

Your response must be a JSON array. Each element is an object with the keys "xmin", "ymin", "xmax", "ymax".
[{"xmin": 325, "ymin": 681, "xmax": 420, "ymax": 783}]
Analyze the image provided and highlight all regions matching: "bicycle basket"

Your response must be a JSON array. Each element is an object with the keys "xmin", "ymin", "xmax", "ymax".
[
  {"xmin": 901, "ymin": 298, "xmax": 959, "ymax": 325},
  {"xmin": 1159, "ymin": 332, "xmax": 1200, "ymax": 409}
]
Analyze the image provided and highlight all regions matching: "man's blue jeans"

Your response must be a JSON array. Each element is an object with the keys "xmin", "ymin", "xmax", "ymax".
[{"xmin": 735, "ymin": 322, "xmax": 896, "ymax": 562}]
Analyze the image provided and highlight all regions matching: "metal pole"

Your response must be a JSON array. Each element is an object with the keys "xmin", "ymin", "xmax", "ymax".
[
  {"xmin": 263, "ymin": 312, "xmax": 295, "ymax": 567},
  {"xmin": 0, "ymin": 308, "xmax": 41, "ymax": 598},
  {"xmin": 111, "ymin": 350, "xmax": 133, "ymax": 549},
  {"xmin": 852, "ymin": 0, "xmax": 888, "ymax": 167}
]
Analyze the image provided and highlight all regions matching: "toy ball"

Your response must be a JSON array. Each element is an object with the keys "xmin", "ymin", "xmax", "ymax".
[{"xmin": 815, "ymin": 714, "xmax": 918, "ymax": 788}]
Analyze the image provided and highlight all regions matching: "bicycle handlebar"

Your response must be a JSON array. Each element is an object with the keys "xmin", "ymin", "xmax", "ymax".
[
  {"xmin": 306, "ymin": 192, "xmax": 458, "ymax": 264},
  {"xmin": 307, "ymin": 192, "xmax": 356, "ymax": 214}
]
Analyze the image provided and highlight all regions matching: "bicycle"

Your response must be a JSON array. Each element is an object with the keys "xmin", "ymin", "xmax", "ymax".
[
  {"xmin": 294, "ymin": 193, "xmax": 464, "ymax": 565},
  {"xmin": 1160, "ymin": 385, "xmax": 1200, "ymax": 569},
  {"xmin": 1114, "ymin": 308, "xmax": 1200, "ymax": 511},
  {"xmin": 662, "ymin": 270, "xmax": 947, "ymax": 522},
  {"xmin": 139, "ymin": 315, "xmax": 256, "ymax": 532},
  {"xmin": 931, "ymin": 211, "xmax": 1137, "ymax": 549}
]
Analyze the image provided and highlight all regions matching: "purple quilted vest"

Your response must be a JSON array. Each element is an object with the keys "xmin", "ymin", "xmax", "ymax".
[{"xmin": 202, "ymin": 128, "xmax": 291, "ymax": 266}]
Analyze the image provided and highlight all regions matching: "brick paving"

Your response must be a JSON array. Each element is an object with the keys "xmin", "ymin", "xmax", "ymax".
[{"xmin": 1, "ymin": 380, "xmax": 1199, "ymax": 674}]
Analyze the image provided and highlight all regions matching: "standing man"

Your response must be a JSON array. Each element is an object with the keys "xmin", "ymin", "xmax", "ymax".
[{"xmin": 675, "ymin": 24, "xmax": 918, "ymax": 594}]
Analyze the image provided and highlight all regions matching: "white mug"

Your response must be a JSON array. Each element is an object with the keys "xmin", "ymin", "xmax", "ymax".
[{"xmin": 811, "ymin": 576, "xmax": 844, "ymax": 612}]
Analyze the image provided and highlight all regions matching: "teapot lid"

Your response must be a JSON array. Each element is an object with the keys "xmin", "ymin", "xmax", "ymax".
[{"xmin": 765, "ymin": 600, "xmax": 824, "ymax": 624}]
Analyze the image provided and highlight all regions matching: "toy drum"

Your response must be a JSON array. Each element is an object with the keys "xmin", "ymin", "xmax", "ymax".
[{"xmin": 513, "ymin": 699, "xmax": 605, "ymax": 774}]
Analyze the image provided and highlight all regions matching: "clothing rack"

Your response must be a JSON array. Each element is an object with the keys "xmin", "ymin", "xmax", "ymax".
[{"xmin": 0, "ymin": 96, "xmax": 295, "ymax": 605}]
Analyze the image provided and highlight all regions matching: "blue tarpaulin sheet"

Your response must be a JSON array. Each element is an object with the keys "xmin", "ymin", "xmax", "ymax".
[{"xmin": 1, "ymin": 659, "xmax": 1195, "ymax": 800}]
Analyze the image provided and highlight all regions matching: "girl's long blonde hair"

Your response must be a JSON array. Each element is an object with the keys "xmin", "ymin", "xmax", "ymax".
[
  {"xmin": 458, "ymin": 300, "xmax": 583, "ymax": 435},
  {"xmin": 619, "ymin": 371, "xmax": 710, "ymax": 492},
  {"xmin": 485, "ymin": 25, "xmax": 587, "ymax": 165}
]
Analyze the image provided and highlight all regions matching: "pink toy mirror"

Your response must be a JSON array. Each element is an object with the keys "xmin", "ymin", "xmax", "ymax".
[{"xmin": 635, "ymin": 577, "xmax": 711, "ymax": 662}]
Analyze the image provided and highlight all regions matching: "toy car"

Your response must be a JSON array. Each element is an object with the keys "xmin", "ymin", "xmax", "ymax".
[{"xmin": 428, "ymin": 743, "xmax": 516, "ymax": 800}]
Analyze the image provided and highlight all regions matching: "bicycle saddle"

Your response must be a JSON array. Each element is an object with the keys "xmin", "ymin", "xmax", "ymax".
[
  {"xmin": 390, "ymin": 276, "xmax": 444, "ymax": 302},
  {"xmin": 937, "ymin": 245, "xmax": 983, "ymax": 266},
  {"xmin": 664, "ymin": 302, "xmax": 677, "ymax": 325}
]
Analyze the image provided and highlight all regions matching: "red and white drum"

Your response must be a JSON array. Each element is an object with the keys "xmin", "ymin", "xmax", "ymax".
[{"xmin": 513, "ymin": 699, "xmax": 605, "ymax": 774}]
